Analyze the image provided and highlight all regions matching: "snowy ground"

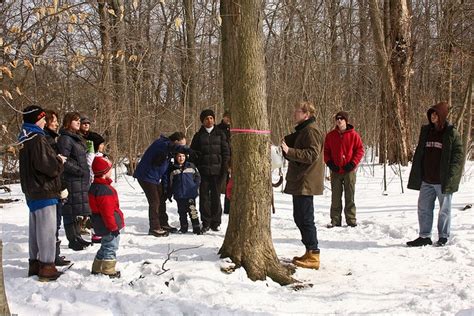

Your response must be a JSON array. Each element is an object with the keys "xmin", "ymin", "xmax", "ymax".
[{"xmin": 1, "ymin": 161, "xmax": 473, "ymax": 315}]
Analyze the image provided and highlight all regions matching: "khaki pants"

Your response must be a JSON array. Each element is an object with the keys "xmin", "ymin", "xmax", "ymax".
[{"xmin": 330, "ymin": 171, "xmax": 357, "ymax": 226}]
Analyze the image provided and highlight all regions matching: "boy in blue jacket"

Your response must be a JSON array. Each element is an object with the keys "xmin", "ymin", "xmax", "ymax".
[{"xmin": 168, "ymin": 153, "xmax": 201, "ymax": 234}]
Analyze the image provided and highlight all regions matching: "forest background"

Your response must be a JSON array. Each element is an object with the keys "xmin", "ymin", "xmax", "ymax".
[{"xmin": 0, "ymin": 0, "xmax": 472, "ymax": 174}]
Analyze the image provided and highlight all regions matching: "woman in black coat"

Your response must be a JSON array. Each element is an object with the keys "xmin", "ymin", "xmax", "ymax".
[
  {"xmin": 44, "ymin": 110, "xmax": 71, "ymax": 264},
  {"xmin": 57, "ymin": 112, "xmax": 91, "ymax": 251}
]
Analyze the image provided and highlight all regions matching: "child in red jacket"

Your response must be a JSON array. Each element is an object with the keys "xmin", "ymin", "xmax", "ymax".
[{"xmin": 89, "ymin": 156, "xmax": 124, "ymax": 278}]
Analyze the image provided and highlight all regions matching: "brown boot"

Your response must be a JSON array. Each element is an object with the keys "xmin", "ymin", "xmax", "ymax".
[
  {"xmin": 38, "ymin": 262, "xmax": 62, "ymax": 282},
  {"xmin": 101, "ymin": 260, "xmax": 121, "ymax": 278},
  {"xmin": 91, "ymin": 258, "xmax": 103, "ymax": 275},
  {"xmin": 28, "ymin": 259, "xmax": 40, "ymax": 277},
  {"xmin": 293, "ymin": 250, "xmax": 320, "ymax": 270},
  {"xmin": 292, "ymin": 250, "xmax": 310, "ymax": 263}
]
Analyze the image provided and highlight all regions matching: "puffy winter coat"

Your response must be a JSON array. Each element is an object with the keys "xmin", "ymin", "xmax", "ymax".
[
  {"xmin": 190, "ymin": 126, "xmax": 230, "ymax": 176},
  {"xmin": 19, "ymin": 124, "xmax": 63, "ymax": 201},
  {"xmin": 283, "ymin": 117, "xmax": 325, "ymax": 196},
  {"xmin": 407, "ymin": 123, "xmax": 463, "ymax": 193},
  {"xmin": 168, "ymin": 161, "xmax": 201, "ymax": 199},
  {"xmin": 44, "ymin": 127, "xmax": 59, "ymax": 153},
  {"xmin": 133, "ymin": 135, "xmax": 191, "ymax": 184},
  {"xmin": 324, "ymin": 124, "xmax": 364, "ymax": 173},
  {"xmin": 89, "ymin": 177, "xmax": 124, "ymax": 236},
  {"xmin": 57, "ymin": 129, "xmax": 91, "ymax": 217}
]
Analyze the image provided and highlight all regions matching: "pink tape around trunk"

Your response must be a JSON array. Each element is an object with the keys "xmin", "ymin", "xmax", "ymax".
[{"xmin": 230, "ymin": 128, "xmax": 271, "ymax": 134}]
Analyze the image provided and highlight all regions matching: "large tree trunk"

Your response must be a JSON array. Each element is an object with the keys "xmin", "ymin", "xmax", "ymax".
[
  {"xmin": 219, "ymin": 0, "xmax": 295, "ymax": 285},
  {"xmin": 369, "ymin": 0, "xmax": 412, "ymax": 165}
]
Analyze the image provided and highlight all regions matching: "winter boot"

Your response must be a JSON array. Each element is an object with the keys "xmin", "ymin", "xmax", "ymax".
[
  {"xmin": 75, "ymin": 220, "xmax": 92, "ymax": 247},
  {"xmin": 148, "ymin": 229, "xmax": 169, "ymax": 237},
  {"xmin": 91, "ymin": 234, "xmax": 102, "ymax": 244},
  {"xmin": 38, "ymin": 262, "xmax": 62, "ymax": 282},
  {"xmin": 55, "ymin": 240, "xmax": 71, "ymax": 266},
  {"xmin": 435, "ymin": 238, "xmax": 448, "ymax": 247},
  {"xmin": 91, "ymin": 258, "xmax": 103, "ymax": 275},
  {"xmin": 292, "ymin": 250, "xmax": 311, "ymax": 263},
  {"xmin": 161, "ymin": 224, "xmax": 178, "ymax": 233},
  {"xmin": 406, "ymin": 237, "xmax": 432, "ymax": 247},
  {"xmin": 28, "ymin": 259, "xmax": 40, "ymax": 277},
  {"xmin": 65, "ymin": 223, "xmax": 85, "ymax": 251},
  {"xmin": 293, "ymin": 250, "xmax": 320, "ymax": 270},
  {"xmin": 179, "ymin": 225, "xmax": 188, "ymax": 234},
  {"xmin": 101, "ymin": 259, "xmax": 121, "ymax": 278}
]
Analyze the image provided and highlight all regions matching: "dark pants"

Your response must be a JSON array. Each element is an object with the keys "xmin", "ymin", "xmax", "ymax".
[
  {"xmin": 138, "ymin": 180, "xmax": 169, "ymax": 231},
  {"xmin": 199, "ymin": 175, "xmax": 223, "ymax": 229},
  {"xmin": 293, "ymin": 195, "xmax": 319, "ymax": 251},
  {"xmin": 330, "ymin": 171, "xmax": 357, "ymax": 226},
  {"xmin": 176, "ymin": 198, "xmax": 200, "ymax": 231}
]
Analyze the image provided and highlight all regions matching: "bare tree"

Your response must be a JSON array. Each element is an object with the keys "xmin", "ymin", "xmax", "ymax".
[{"xmin": 219, "ymin": 0, "xmax": 295, "ymax": 285}]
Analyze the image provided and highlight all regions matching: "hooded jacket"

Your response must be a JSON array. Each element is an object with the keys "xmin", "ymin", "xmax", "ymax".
[
  {"xmin": 407, "ymin": 102, "xmax": 464, "ymax": 193},
  {"xmin": 283, "ymin": 117, "xmax": 325, "ymax": 195},
  {"xmin": 168, "ymin": 161, "xmax": 201, "ymax": 199},
  {"xmin": 324, "ymin": 124, "xmax": 364, "ymax": 173}
]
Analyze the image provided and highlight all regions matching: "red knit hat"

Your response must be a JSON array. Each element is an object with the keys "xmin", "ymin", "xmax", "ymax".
[{"xmin": 92, "ymin": 156, "xmax": 112, "ymax": 176}]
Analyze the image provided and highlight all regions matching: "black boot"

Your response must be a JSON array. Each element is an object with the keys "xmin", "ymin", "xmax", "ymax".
[
  {"xmin": 74, "ymin": 220, "xmax": 92, "ymax": 247},
  {"xmin": 406, "ymin": 237, "xmax": 432, "ymax": 247},
  {"xmin": 65, "ymin": 223, "xmax": 85, "ymax": 251},
  {"xmin": 55, "ymin": 240, "xmax": 71, "ymax": 266}
]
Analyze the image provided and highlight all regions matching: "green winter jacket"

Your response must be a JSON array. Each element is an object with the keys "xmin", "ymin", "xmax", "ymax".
[{"xmin": 407, "ymin": 123, "xmax": 463, "ymax": 193}]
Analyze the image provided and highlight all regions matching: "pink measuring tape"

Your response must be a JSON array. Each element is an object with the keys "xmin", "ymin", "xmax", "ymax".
[{"xmin": 230, "ymin": 128, "xmax": 271, "ymax": 135}]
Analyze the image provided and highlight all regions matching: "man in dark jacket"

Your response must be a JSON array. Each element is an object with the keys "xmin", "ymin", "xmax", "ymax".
[
  {"xmin": 134, "ymin": 132, "xmax": 191, "ymax": 237},
  {"xmin": 406, "ymin": 102, "xmax": 463, "ymax": 247},
  {"xmin": 282, "ymin": 101, "xmax": 324, "ymax": 270},
  {"xmin": 324, "ymin": 111, "xmax": 364, "ymax": 228},
  {"xmin": 19, "ymin": 105, "xmax": 66, "ymax": 281},
  {"xmin": 191, "ymin": 109, "xmax": 230, "ymax": 232}
]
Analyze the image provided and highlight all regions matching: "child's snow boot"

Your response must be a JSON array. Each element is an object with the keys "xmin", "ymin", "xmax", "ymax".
[
  {"xmin": 101, "ymin": 259, "xmax": 121, "ymax": 278},
  {"xmin": 91, "ymin": 258, "xmax": 103, "ymax": 275}
]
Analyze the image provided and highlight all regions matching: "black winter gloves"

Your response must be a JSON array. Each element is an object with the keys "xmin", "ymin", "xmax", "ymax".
[
  {"xmin": 343, "ymin": 162, "xmax": 356, "ymax": 173},
  {"xmin": 111, "ymin": 230, "xmax": 120, "ymax": 237},
  {"xmin": 326, "ymin": 161, "xmax": 339, "ymax": 173}
]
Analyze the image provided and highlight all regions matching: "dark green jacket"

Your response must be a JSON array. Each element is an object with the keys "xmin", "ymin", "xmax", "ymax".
[{"xmin": 407, "ymin": 123, "xmax": 463, "ymax": 193}]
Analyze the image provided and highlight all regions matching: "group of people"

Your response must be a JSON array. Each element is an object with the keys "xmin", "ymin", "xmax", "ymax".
[
  {"xmin": 133, "ymin": 109, "xmax": 231, "ymax": 237},
  {"xmin": 283, "ymin": 101, "xmax": 463, "ymax": 270},
  {"xmin": 18, "ymin": 99, "xmax": 463, "ymax": 281},
  {"xmin": 19, "ymin": 106, "xmax": 123, "ymax": 281}
]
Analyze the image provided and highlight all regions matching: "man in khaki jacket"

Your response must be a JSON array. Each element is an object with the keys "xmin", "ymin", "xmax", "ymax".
[{"xmin": 281, "ymin": 101, "xmax": 324, "ymax": 269}]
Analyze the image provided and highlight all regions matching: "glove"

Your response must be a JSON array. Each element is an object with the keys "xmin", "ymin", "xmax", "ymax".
[
  {"xmin": 343, "ymin": 162, "xmax": 356, "ymax": 173},
  {"xmin": 326, "ymin": 161, "xmax": 339, "ymax": 173},
  {"xmin": 111, "ymin": 230, "xmax": 120, "ymax": 237}
]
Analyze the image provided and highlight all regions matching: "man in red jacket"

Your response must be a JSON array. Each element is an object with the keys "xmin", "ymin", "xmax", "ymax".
[{"xmin": 324, "ymin": 111, "xmax": 364, "ymax": 228}]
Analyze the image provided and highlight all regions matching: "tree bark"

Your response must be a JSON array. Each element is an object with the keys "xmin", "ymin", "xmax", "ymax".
[
  {"xmin": 0, "ymin": 241, "xmax": 11, "ymax": 316},
  {"xmin": 219, "ymin": 0, "xmax": 295, "ymax": 285},
  {"xmin": 369, "ymin": 0, "xmax": 412, "ymax": 165}
]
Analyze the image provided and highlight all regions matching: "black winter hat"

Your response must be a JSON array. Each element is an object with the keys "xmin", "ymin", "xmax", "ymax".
[
  {"xmin": 23, "ymin": 105, "xmax": 46, "ymax": 124},
  {"xmin": 200, "ymin": 109, "xmax": 215, "ymax": 122},
  {"xmin": 335, "ymin": 111, "xmax": 349, "ymax": 122},
  {"xmin": 86, "ymin": 131, "xmax": 105, "ymax": 153}
]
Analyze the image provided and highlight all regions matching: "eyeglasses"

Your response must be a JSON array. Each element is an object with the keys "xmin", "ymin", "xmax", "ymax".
[{"xmin": 335, "ymin": 117, "xmax": 345, "ymax": 121}]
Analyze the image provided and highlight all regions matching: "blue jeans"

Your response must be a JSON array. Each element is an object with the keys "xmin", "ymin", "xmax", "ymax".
[
  {"xmin": 293, "ymin": 195, "xmax": 319, "ymax": 251},
  {"xmin": 96, "ymin": 234, "xmax": 120, "ymax": 260},
  {"xmin": 417, "ymin": 181, "xmax": 452, "ymax": 239}
]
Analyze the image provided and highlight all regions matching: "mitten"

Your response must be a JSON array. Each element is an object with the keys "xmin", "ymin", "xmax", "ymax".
[
  {"xmin": 343, "ymin": 162, "xmax": 356, "ymax": 173},
  {"xmin": 326, "ymin": 161, "xmax": 339, "ymax": 172}
]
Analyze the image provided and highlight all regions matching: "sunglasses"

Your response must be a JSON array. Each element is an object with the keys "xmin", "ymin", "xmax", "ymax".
[{"xmin": 335, "ymin": 116, "xmax": 345, "ymax": 121}]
